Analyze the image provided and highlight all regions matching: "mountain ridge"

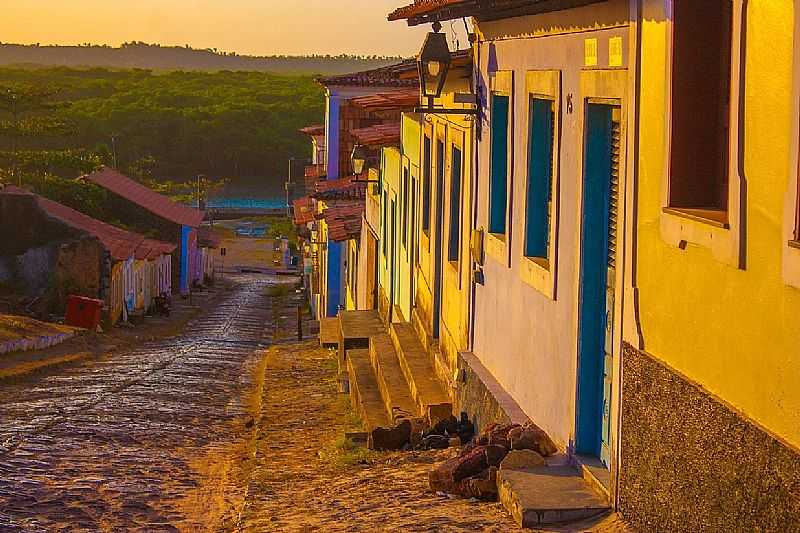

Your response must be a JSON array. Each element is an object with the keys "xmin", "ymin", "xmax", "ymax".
[{"xmin": 0, "ymin": 42, "xmax": 406, "ymax": 75}]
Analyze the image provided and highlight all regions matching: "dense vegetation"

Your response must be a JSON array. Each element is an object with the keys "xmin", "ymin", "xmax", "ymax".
[
  {"xmin": 0, "ymin": 42, "xmax": 402, "ymax": 75},
  {"xmin": 0, "ymin": 66, "xmax": 325, "ymax": 184}
]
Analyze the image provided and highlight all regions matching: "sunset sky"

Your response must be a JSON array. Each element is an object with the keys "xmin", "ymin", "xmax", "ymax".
[{"xmin": 0, "ymin": 0, "xmax": 469, "ymax": 57}]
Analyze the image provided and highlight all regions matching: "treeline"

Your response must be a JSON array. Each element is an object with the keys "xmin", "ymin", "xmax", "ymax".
[
  {"xmin": 0, "ymin": 66, "xmax": 325, "ymax": 183},
  {"xmin": 0, "ymin": 43, "xmax": 404, "ymax": 75}
]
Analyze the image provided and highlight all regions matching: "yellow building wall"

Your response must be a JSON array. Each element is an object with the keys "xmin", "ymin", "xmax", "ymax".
[
  {"xmin": 635, "ymin": 1, "xmax": 800, "ymax": 449},
  {"xmin": 415, "ymin": 75, "xmax": 475, "ymax": 374}
]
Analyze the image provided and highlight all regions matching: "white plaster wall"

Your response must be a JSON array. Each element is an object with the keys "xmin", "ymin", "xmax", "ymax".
[{"xmin": 472, "ymin": 9, "xmax": 629, "ymax": 448}]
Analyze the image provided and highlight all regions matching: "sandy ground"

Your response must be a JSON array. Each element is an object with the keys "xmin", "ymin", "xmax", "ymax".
[{"xmin": 235, "ymin": 341, "xmax": 632, "ymax": 533}]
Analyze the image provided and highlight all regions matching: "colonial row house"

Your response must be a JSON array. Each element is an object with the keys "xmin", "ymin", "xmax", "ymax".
[
  {"xmin": 82, "ymin": 167, "xmax": 208, "ymax": 295},
  {"xmin": 292, "ymin": 0, "xmax": 800, "ymax": 530},
  {"xmin": 0, "ymin": 186, "xmax": 174, "ymax": 325},
  {"xmin": 297, "ymin": 60, "xmax": 425, "ymax": 319}
]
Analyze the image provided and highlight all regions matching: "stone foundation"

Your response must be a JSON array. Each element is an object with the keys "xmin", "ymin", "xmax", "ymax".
[
  {"xmin": 454, "ymin": 351, "xmax": 530, "ymax": 435},
  {"xmin": 620, "ymin": 343, "xmax": 800, "ymax": 532}
]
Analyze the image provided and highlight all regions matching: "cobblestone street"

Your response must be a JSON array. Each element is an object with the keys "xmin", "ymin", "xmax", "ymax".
[{"xmin": 0, "ymin": 275, "xmax": 304, "ymax": 532}]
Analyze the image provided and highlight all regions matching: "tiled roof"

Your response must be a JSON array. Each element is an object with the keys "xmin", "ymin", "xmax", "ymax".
[
  {"xmin": 135, "ymin": 239, "xmax": 176, "ymax": 261},
  {"xmin": 84, "ymin": 167, "xmax": 205, "ymax": 228},
  {"xmin": 293, "ymin": 196, "xmax": 316, "ymax": 225},
  {"xmin": 388, "ymin": 0, "xmax": 468, "ymax": 22},
  {"xmin": 313, "ymin": 175, "xmax": 368, "ymax": 201},
  {"xmin": 350, "ymin": 88, "xmax": 420, "ymax": 113},
  {"xmin": 304, "ymin": 164, "xmax": 327, "ymax": 179},
  {"xmin": 322, "ymin": 202, "xmax": 364, "ymax": 242},
  {"xmin": 388, "ymin": 0, "xmax": 604, "ymax": 25},
  {"xmin": 350, "ymin": 123, "xmax": 401, "ymax": 148},
  {"xmin": 299, "ymin": 124, "xmax": 326, "ymax": 136},
  {"xmin": 1, "ymin": 186, "xmax": 144, "ymax": 262},
  {"xmin": 317, "ymin": 58, "xmax": 419, "ymax": 88}
]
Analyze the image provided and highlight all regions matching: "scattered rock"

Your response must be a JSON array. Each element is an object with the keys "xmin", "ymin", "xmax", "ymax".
[
  {"xmin": 370, "ymin": 419, "xmax": 411, "ymax": 451},
  {"xmin": 484, "ymin": 444, "xmax": 509, "ymax": 467},
  {"xmin": 500, "ymin": 449, "xmax": 545, "ymax": 470},
  {"xmin": 418, "ymin": 434, "xmax": 451, "ymax": 450},
  {"xmin": 457, "ymin": 467, "xmax": 498, "ymax": 501},
  {"xmin": 511, "ymin": 426, "xmax": 558, "ymax": 456},
  {"xmin": 429, "ymin": 445, "xmax": 489, "ymax": 493}
]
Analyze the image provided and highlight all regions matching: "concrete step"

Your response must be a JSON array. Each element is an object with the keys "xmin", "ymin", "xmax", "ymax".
[
  {"xmin": 337, "ymin": 310, "xmax": 385, "ymax": 389},
  {"xmin": 345, "ymin": 349, "xmax": 410, "ymax": 451},
  {"xmin": 389, "ymin": 321, "xmax": 452, "ymax": 424},
  {"xmin": 369, "ymin": 333, "xmax": 418, "ymax": 423},
  {"xmin": 496, "ymin": 465, "xmax": 611, "ymax": 528}
]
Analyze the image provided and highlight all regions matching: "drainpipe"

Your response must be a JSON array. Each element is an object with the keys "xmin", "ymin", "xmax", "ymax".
[
  {"xmin": 616, "ymin": 0, "xmax": 643, "ymax": 512},
  {"xmin": 468, "ymin": 35, "xmax": 481, "ymax": 354}
]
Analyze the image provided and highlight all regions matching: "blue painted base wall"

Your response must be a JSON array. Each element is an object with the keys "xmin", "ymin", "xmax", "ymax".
[{"xmin": 326, "ymin": 240, "xmax": 343, "ymax": 317}]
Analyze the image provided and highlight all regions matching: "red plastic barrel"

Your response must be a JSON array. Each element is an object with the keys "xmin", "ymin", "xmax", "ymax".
[{"xmin": 65, "ymin": 295, "xmax": 104, "ymax": 330}]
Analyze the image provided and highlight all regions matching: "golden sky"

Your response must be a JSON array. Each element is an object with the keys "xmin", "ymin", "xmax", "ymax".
[{"xmin": 0, "ymin": 0, "xmax": 469, "ymax": 56}]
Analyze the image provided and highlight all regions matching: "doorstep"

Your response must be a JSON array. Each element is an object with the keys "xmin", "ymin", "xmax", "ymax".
[{"xmin": 497, "ymin": 464, "xmax": 611, "ymax": 528}]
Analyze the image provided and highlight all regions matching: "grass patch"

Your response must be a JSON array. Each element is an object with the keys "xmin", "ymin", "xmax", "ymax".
[{"xmin": 318, "ymin": 434, "xmax": 378, "ymax": 469}]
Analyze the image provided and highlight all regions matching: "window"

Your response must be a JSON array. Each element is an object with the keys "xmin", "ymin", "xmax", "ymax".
[
  {"xmin": 489, "ymin": 93, "xmax": 510, "ymax": 234},
  {"xmin": 525, "ymin": 96, "xmax": 556, "ymax": 261},
  {"xmin": 668, "ymin": 0, "xmax": 733, "ymax": 222},
  {"xmin": 422, "ymin": 135, "xmax": 432, "ymax": 233},
  {"xmin": 449, "ymin": 146, "xmax": 463, "ymax": 262},
  {"xmin": 402, "ymin": 166, "xmax": 409, "ymax": 248}
]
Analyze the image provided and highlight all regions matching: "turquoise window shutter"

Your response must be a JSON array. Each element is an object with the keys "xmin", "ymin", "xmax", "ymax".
[
  {"xmin": 489, "ymin": 94, "xmax": 510, "ymax": 234},
  {"xmin": 525, "ymin": 97, "xmax": 555, "ymax": 259}
]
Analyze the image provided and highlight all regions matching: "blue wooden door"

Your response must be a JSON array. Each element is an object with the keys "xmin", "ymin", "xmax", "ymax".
[{"xmin": 577, "ymin": 103, "xmax": 620, "ymax": 468}]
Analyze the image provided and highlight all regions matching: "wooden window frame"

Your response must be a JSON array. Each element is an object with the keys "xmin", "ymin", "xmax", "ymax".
[
  {"xmin": 486, "ymin": 70, "xmax": 514, "ymax": 267},
  {"xmin": 660, "ymin": 0, "xmax": 745, "ymax": 268},
  {"xmin": 520, "ymin": 70, "xmax": 561, "ymax": 300}
]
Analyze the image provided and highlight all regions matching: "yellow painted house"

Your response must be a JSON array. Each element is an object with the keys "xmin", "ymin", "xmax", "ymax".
[{"xmin": 618, "ymin": 1, "xmax": 800, "ymax": 530}]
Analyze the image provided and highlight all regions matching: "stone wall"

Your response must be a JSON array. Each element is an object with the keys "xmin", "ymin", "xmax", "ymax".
[
  {"xmin": 620, "ymin": 343, "xmax": 800, "ymax": 532},
  {"xmin": 455, "ymin": 351, "xmax": 530, "ymax": 435},
  {"xmin": 53, "ymin": 237, "xmax": 104, "ymax": 309}
]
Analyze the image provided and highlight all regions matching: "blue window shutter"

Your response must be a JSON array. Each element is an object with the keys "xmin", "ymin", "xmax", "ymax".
[
  {"xmin": 489, "ymin": 94, "xmax": 510, "ymax": 234},
  {"xmin": 449, "ymin": 146, "xmax": 463, "ymax": 261},
  {"xmin": 422, "ymin": 136, "xmax": 432, "ymax": 232},
  {"xmin": 525, "ymin": 97, "xmax": 555, "ymax": 259}
]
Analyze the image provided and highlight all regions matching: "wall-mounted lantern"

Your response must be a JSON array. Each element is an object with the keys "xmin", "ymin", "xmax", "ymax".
[
  {"xmin": 351, "ymin": 144, "xmax": 370, "ymax": 175},
  {"xmin": 350, "ymin": 145, "xmax": 381, "ymax": 183},
  {"xmin": 418, "ymin": 31, "xmax": 451, "ymax": 105},
  {"xmin": 415, "ymin": 26, "xmax": 479, "ymax": 117}
]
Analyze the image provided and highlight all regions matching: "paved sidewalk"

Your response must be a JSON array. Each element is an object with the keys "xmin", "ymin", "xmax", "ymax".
[{"xmin": 237, "ymin": 341, "xmax": 631, "ymax": 533}]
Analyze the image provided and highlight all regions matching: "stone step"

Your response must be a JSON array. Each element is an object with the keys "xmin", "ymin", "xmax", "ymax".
[
  {"xmin": 345, "ymin": 349, "xmax": 410, "ymax": 451},
  {"xmin": 369, "ymin": 333, "xmax": 418, "ymax": 423},
  {"xmin": 496, "ymin": 465, "xmax": 611, "ymax": 528},
  {"xmin": 389, "ymin": 321, "xmax": 452, "ymax": 424}
]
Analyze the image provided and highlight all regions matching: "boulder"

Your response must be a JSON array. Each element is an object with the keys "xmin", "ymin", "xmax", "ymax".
[
  {"xmin": 370, "ymin": 419, "xmax": 411, "ymax": 451},
  {"xmin": 511, "ymin": 425, "xmax": 558, "ymax": 457},
  {"xmin": 484, "ymin": 444, "xmax": 509, "ymax": 467},
  {"xmin": 456, "ymin": 467, "xmax": 499, "ymax": 501},
  {"xmin": 429, "ymin": 445, "xmax": 490, "ymax": 493},
  {"xmin": 500, "ymin": 449, "xmax": 545, "ymax": 470}
]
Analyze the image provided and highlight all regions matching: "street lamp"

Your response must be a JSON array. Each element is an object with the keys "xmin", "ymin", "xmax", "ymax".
[
  {"xmin": 350, "ymin": 145, "xmax": 371, "ymax": 175},
  {"xmin": 417, "ymin": 30, "xmax": 452, "ymax": 105}
]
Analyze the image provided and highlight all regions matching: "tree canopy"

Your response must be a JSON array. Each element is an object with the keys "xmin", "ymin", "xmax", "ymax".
[{"xmin": 0, "ymin": 66, "xmax": 325, "ymax": 184}]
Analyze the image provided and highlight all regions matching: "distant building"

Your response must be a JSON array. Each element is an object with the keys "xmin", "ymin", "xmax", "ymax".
[
  {"xmin": 83, "ymin": 167, "xmax": 205, "ymax": 295},
  {"xmin": 0, "ymin": 186, "xmax": 173, "ymax": 324}
]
